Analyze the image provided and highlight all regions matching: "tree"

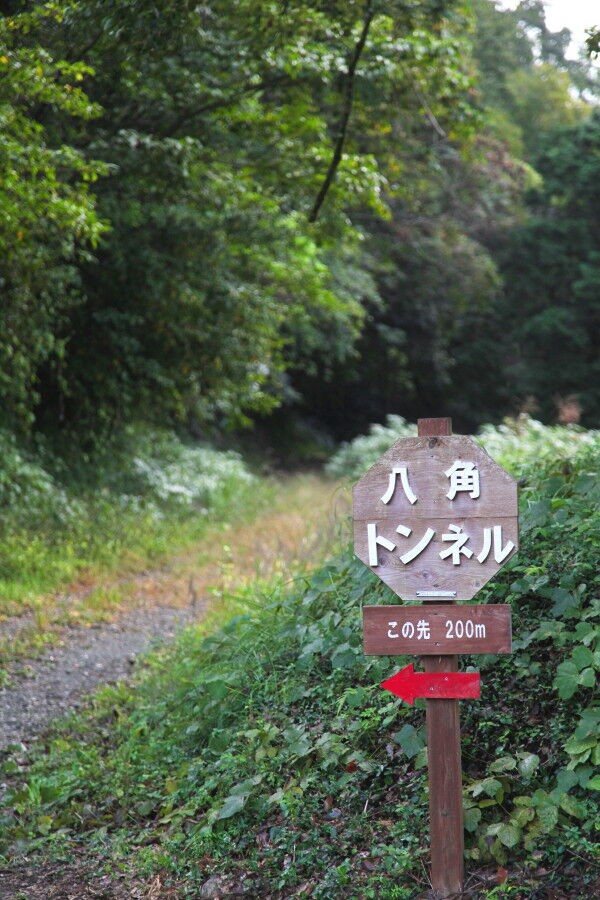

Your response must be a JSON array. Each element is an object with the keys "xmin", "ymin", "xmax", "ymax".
[
  {"xmin": 29, "ymin": 0, "xmax": 479, "ymax": 435},
  {"xmin": 496, "ymin": 113, "xmax": 600, "ymax": 425},
  {"xmin": 0, "ymin": 4, "xmax": 105, "ymax": 430}
]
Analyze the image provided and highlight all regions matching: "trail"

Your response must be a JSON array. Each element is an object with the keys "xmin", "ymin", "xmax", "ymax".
[{"xmin": 0, "ymin": 474, "xmax": 349, "ymax": 750}]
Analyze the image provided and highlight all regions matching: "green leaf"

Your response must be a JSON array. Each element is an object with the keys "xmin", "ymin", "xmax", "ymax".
[
  {"xmin": 217, "ymin": 794, "xmax": 247, "ymax": 820},
  {"xmin": 586, "ymin": 775, "xmax": 600, "ymax": 790},
  {"xmin": 472, "ymin": 777, "xmax": 502, "ymax": 799},
  {"xmin": 498, "ymin": 822, "xmax": 522, "ymax": 848},
  {"xmin": 489, "ymin": 756, "xmax": 517, "ymax": 774},
  {"xmin": 537, "ymin": 803, "xmax": 559, "ymax": 833},
  {"xmin": 331, "ymin": 644, "xmax": 357, "ymax": 669},
  {"xmin": 549, "ymin": 587, "xmax": 577, "ymax": 617},
  {"xmin": 463, "ymin": 806, "xmax": 481, "ymax": 832},
  {"xmin": 518, "ymin": 753, "xmax": 540, "ymax": 779},
  {"xmin": 555, "ymin": 768, "xmax": 578, "ymax": 792},
  {"xmin": 229, "ymin": 776, "xmax": 262, "ymax": 797},
  {"xmin": 393, "ymin": 724, "xmax": 425, "ymax": 759},
  {"xmin": 578, "ymin": 667, "xmax": 596, "ymax": 688},
  {"xmin": 554, "ymin": 661, "xmax": 579, "ymax": 699},
  {"xmin": 575, "ymin": 708, "xmax": 600, "ymax": 740},
  {"xmin": 564, "ymin": 737, "xmax": 597, "ymax": 755},
  {"xmin": 571, "ymin": 645, "xmax": 593, "ymax": 670},
  {"xmin": 525, "ymin": 499, "xmax": 551, "ymax": 529},
  {"xmin": 558, "ymin": 794, "xmax": 584, "ymax": 819}
]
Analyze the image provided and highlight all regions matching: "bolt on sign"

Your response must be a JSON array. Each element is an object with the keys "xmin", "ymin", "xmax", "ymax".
[
  {"xmin": 353, "ymin": 418, "xmax": 518, "ymax": 899},
  {"xmin": 353, "ymin": 432, "xmax": 518, "ymax": 601}
]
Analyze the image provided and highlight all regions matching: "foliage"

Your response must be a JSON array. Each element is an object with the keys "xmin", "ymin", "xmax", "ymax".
[
  {"xmin": 1, "ymin": 0, "xmax": 598, "ymax": 447},
  {"xmin": 502, "ymin": 64, "xmax": 589, "ymax": 158},
  {"xmin": 326, "ymin": 415, "xmax": 416, "ymax": 478},
  {"xmin": 0, "ymin": 3, "xmax": 106, "ymax": 429},
  {"xmin": 496, "ymin": 111, "xmax": 600, "ymax": 426},
  {"xmin": 1, "ymin": 439, "xmax": 598, "ymax": 896},
  {"xmin": 0, "ymin": 428, "xmax": 255, "ymax": 611},
  {"xmin": 1, "ymin": 0, "xmax": 479, "ymax": 436},
  {"xmin": 471, "ymin": 0, "xmax": 596, "ymax": 157},
  {"xmin": 326, "ymin": 413, "xmax": 598, "ymax": 480}
]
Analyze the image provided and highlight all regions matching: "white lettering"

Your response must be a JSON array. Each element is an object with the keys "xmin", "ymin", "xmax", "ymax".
[
  {"xmin": 445, "ymin": 619, "xmax": 486, "ymax": 640},
  {"xmin": 367, "ymin": 523, "xmax": 396, "ymax": 567}
]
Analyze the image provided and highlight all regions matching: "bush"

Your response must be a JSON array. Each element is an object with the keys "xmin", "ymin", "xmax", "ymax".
[
  {"xmin": 0, "ymin": 428, "xmax": 255, "ymax": 606},
  {"xmin": 327, "ymin": 413, "xmax": 599, "ymax": 480}
]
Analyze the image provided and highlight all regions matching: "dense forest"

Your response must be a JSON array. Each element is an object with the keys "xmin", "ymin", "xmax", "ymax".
[{"xmin": 1, "ymin": 0, "xmax": 598, "ymax": 455}]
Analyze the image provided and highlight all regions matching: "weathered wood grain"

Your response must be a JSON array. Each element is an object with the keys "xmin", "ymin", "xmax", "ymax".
[
  {"xmin": 352, "ymin": 431, "xmax": 518, "ymax": 601},
  {"xmin": 419, "ymin": 418, "xmax": 464, "ymax": 898},
  {"xmin": 363, "ymin": 604, "xmax": 512, "ymax": 655}
]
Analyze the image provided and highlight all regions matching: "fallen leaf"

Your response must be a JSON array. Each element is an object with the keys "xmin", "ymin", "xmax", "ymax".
[{"xmin": 496, "ymin": 866, "xmax": 508, "ymax": 885}]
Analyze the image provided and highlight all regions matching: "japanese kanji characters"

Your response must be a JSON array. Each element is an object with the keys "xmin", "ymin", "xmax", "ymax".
[
  {"xmin": 380, "ymin": 466, "xmax": 417, "ymax": 505},
  {"xmin": 378, "ymin": 461, "xmax": 482, "ymax": 505},
  {"xmin": 445, "ymin": 460, "xmax": 480, "ymax": 500},
  {"xmin": 387, "ymin": 620, "xmax": 431, "ymax": 640},
  {"xmin": 354, "ymin": 434, "xmax": 518, "ymax": 601}
]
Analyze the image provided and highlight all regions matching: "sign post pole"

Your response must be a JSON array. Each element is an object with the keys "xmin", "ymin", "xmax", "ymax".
[
  {"xmin": 353, "ymin": 414, "xmax": 518, "ymax": 899},
  {"xmin": 418, "ymin": 417, "xmax": 463, "ymax": 898}
]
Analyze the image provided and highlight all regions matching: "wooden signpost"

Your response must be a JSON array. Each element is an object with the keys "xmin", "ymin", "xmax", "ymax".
[
  {"xmin": 363, "ymin": 603, "xmax": 512, "ymax": 656},
  {"xmin": 352, "ymin": 417, "xmax": 519, "ymax": 898}
]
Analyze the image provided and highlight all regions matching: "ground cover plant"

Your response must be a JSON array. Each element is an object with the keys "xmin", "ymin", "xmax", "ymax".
[
  {"xmin": 0, "ymin": 427, "xmax": 257, "ymax": 617},
  {"xmin": 326, "ymin": 414, "xmax": 599, "ymax": 480},
  {"xmin": 1, "ymin": 429, "xmax": 598, "ymax": 897}
]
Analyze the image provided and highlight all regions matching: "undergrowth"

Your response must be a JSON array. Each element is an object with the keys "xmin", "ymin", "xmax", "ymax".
[
  {"xmin": 326, "ymin": 414, "xmax": 599, "ymax": 480},
  {"xmin": 0, "ymin": 427, "xmax": 257, "ymax": 614},
  {"xmin": 0, "ymin": 441, "xmax": 598, "ymax": 897}
]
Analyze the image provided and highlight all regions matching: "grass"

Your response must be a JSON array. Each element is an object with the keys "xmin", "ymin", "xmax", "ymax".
[
  {"xmin": 0, "ymin": 426, "xmax": 265, "ymax": 613},
  {"xmin": 0, "ymin": 472, "xmax": 348, "ymax": 666},
  {"xmin": 1, "ymin": 441, "xmax": 598, "ymax": 897}
]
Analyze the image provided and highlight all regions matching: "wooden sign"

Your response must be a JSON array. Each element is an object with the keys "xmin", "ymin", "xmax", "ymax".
[
  {"xmin": 352, "ymin": 432, "xmax": 518, "ymax": 600},
  {"xmin": 363, "ymin": 604, "xmax": 512, "ymax": 655}
]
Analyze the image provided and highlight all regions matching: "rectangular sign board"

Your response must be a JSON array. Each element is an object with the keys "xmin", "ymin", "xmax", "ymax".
[{"xmin": 363, "ymin": 604, "xmax": 512, "ymax": 655}]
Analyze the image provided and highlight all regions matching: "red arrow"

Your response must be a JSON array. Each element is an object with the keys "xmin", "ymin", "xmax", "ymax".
[{"xmin": 380, "ymin": 664, "xmax": 480, "ymax": 705}]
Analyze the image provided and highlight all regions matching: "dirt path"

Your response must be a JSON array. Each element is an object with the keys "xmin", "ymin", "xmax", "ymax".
[{"xmin": 0, "ymin": 474, "xmax": 349, "ymax": 750}]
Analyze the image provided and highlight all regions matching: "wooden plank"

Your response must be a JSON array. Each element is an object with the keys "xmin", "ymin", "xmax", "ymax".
[
  {"xmin": 417, "ymin": 417, "xmax": 452, "ymax": 436},
  {"xmin": 352, "ymin": 436, "xmax": 518, "ymax": 520},
  {"xmin": 419, "ymin": 417, "xmax": 464, "ymax": 898},
  {"xmin": 353, "ymin": 514, "xmax": 518, "ymax": 601},
  {"xmin": 352, "ymin": 430, "xmax": 518, "ymax": 602},
  {"xmin": 363, "ymin": 604, "xmax": 512, "ymax": 655}
]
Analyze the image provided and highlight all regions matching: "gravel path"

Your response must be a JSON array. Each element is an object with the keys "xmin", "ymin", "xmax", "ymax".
[
  {"xmin": 0, "ymin": 601, "xmax": 202, "ymax": 749},
  {"xmin": 0, "ymin": 475, "xmax": 348, "ymax": 753}
]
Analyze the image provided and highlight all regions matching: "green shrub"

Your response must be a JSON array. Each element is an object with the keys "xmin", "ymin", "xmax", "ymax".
[
  {"xmin": 0, "ymin": 428, "xmax": 255, "ymax": 606},
  {"xmin": 327, "ymin": 413, "xmax": 599, "ymax": 480}
]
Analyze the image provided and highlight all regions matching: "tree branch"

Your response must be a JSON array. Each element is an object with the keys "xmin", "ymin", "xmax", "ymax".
[
  {"xmin": 308, "ymin": 1, "xmax": 374, "ymax": 223},
  {"xmin": 159, "ymin": 77, "xmax": 286, "ymax": 138}
]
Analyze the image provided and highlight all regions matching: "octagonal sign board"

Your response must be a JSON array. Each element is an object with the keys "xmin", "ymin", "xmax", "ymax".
[{"xmin": 353, "ymin": 434, "xmax": 518, "ymax": 602}]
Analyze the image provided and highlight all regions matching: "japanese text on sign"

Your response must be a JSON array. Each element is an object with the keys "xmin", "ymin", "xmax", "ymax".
[{"xmin": 367, "ymin": 460, "xmax": 515, "ymax": 568}]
